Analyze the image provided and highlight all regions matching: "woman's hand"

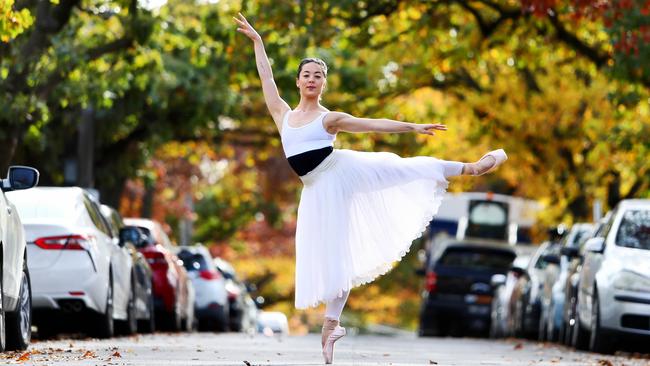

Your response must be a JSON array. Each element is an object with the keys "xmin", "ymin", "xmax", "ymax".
[
  {"xmin": 413, "ymin": 123, "xmax": 447, "ymax": 136},
  {"xmin": 234, "ymin": 13, "xmax": 262, "ymax": 43}
]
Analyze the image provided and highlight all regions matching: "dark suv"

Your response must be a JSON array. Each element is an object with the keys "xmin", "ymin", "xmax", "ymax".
[{"xmin": 418, "ymin": 239, "xmax": 516, "ymax": 337}]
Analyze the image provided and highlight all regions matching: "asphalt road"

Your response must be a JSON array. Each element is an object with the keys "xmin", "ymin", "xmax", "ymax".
[{"xmin": 1, "ymin": 332, "xmax": 649, "ymax": 366}]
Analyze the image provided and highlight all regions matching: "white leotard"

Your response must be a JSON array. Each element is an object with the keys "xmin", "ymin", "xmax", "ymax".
[{"xmin": 280, "ymin": 111, "xmax": 336, "ymax": 158}]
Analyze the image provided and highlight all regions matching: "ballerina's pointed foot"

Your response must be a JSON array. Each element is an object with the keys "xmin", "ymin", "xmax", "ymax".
[
  {"xmin": 464, "ymin": 149, "xmax": 507, "ymax": 176},
  {"xmin": 322, "ymin": 325, "xmax": 346, "ymax": 364}
]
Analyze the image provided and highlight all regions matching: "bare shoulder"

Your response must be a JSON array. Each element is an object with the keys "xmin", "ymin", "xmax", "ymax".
[
  {"xmin": 323, "ymin": 111, "xmax": 353, "ymax": 124},
  {"xmin": 271, "ymin": 105, "xmax": 292, "ymax": 130},
  {"xmin": 323, "ymin": 111, "xmax": 354, "ymax": 134}
]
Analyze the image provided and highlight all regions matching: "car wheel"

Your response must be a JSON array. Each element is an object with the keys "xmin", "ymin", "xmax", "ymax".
[
  {"xmin": 164, "ymin": 296, "xmax": 182, "ymax": 332},
  {"xmin": 138, "ymin": 292, "xmax": 155, "ymax": 334},
  {"xmin": 117, "ymin": 284, "xmax": 137, "ymax": 336},
  {"xmin": 5, "ymin": 260, "xmax": 32, "ymax": 350},
  {"xmin": 537, "ymin": 308, "xmax": 547, "ymax": 341},
  {"xmin": 0, "ymin": 264, "xmax": 6, "ymax": 352},
  {"xmin": 572, "ymin": 297, "xmax": 589, "ymax": 350},
  {"xmin": 545, "ymin": 303, "xmax": 557, "ymax": 342},
  {"xmin": 92, "ymin": 278, "xmax": 114, "ymax": 339},
  {"xmin": 589, "ymin": 292, "xmax": 615, "ymax": 354}
]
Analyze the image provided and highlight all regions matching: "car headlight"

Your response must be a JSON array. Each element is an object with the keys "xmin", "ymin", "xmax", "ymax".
[{"xmin": 613, "ymin": 271, "xmax": 650, "ymax": 293}]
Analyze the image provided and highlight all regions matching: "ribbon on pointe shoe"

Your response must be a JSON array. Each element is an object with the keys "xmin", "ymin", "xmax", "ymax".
[{"xmin": 321, "ymin": 318, "xmax": 339, "ymax": 348}]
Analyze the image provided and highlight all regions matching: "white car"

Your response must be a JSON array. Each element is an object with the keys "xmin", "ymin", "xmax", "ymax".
[
  {"xmin": 7, "ymin": 187, "xmax": 134, "ymax": 339},
  {"xmin": 575, "ymin": 199, "xmax": 650, "ymax": 354},
  {"xmin": 257, "ymin": 311, "xmax": 289, "ymax": 335},
  {"xmin": 176, "ymin": 245, "xmax": 228, "ymax": 331},
  {"xmin": 0, "ymin": 166, "xmax": 39, "ymax": 351}
]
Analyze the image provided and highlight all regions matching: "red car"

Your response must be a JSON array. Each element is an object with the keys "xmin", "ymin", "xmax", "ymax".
[{"xmin": 124, "ymin": 218, "xmax": 194, "ymax": 331}]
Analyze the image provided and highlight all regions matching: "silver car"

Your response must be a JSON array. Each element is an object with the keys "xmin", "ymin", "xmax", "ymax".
[
  {"xmin": 576, "ymin": 199, "xmax": 650, "ymax": 354},
  {"xmin": 176, "ymin": 245, "xmax": 228, "ymax": 331}
]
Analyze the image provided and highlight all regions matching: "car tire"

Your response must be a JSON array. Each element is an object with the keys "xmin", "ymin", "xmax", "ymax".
[
  {"xmin": 92, "ymin": 278, "xmax": 115, "ymax": 339},
  {"xmin": 164, "ymin": 296, "xmax": 182, "ymax": 332},
  {"xmin": 138, "ymin": 292, "xmax": 155, "ymax": 334},
  {"xmin": 589, "ymin": 292, "xmax": 615, "ymax": 354},
  {"xmin": 572, "ymin": 296, "xmax": 589, "ymax": 351},
  {"xmin": 537, "ymin": 309, "xmax": 547, "ymax": 341},
  {"xmin": 117, "ymin": 283, "xmax": 137, "ymax": 336},
  {"xmin": 0, "ymin": 261, "xmax": 6, "ymax": 352},
  {"xmin": 5, "ymin": 259, "xmax": 32, "ymax": 350}
]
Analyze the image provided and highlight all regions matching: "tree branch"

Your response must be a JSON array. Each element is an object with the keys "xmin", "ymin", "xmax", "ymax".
[{"xmin": 547, "ymin": 11, "xmax": 608, "ymax": 67}]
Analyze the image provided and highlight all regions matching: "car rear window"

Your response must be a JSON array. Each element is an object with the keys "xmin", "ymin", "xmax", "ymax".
[
  {"xmin": 438, "ymin": 247, "xmax": 515, "ymax": 270},
  {"xmin": 178, "ymin": 252, "xmax": 209, "ymax": 272},
  {"xmin": 616, "ymin": 209, "xmax": 650, "ymax": 250}
]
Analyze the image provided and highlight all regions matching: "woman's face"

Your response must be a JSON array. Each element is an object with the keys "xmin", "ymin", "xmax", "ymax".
[{"xmin": 296, "ymin": 62, "xmax": 326, "ymax": 98}]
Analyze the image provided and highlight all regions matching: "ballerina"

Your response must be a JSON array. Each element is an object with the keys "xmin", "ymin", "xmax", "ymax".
[{"xmin": 234, "ymin": 13, "xmax": 507, "ymax": 364}]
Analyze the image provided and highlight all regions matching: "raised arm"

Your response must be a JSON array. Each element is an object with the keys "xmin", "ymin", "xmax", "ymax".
[
  {"xmin": 324, "ymin": 112, "xmax": 447, "ymax": 136},
  {"xmin": 234, "ymin": 13, "xmax": 290, "ymax": 130}
]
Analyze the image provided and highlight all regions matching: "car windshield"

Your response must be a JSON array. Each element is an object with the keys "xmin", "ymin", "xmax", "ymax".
[
  {"xmin": 466, "ymin": 200, "xmax": 509, "ymax": 240},
  {"xmin": 616, "ymin": 209, "xmax": 650, "ymax": 250},
  {"xmin": 438, "ymin": 247, "xmax": 515, "ymax": 271},
  {"xmin": 178, "ymin": 252, "xmax": 209, "ymax": 272}
]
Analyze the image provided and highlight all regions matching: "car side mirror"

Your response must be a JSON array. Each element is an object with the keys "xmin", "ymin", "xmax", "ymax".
[
  {"xmin": 585, "ymin": 237, "xmax": 605, "ymax": 253},
  {"xmin": 491, "ymin": 274, "xmax": 507, "ymax": 287},
  {"xmin": 2, "ymin": 166, "xmax": 39, "ymax": 192},
  {"xmin": 541, "ymin": 254, "xmax": 561, "ymax": 265},
  {"xmin": 561, "ymin": 246, "xmax": 580, "ymax": 258},
  {"xmin": 119, "ymin": 226, "xmax": 147, "ymax": 247}
]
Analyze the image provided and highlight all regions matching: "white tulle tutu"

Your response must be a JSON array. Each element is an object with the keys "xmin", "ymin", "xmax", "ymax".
[{"xmin": 294, "ymin": 149, "xmax": 452, "ymax": 309}]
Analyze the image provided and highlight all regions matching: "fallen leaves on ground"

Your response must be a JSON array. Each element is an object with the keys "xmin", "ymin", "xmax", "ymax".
[
  {"xmin": 597, "ymin": 360, "xmax": 613, "ymax": 366},
  {"xmin": 514, "ymin": 343, "xmax": 524, "ymax": 350},
  {"xmin": 16, "ymin": 352, "xmax": 30, "ymax": 362},
  {"xmin": 112, "ymin": 351, "xmax": 122, "ymax": 357},
  {"xmin": 429, "ymin": 360, "xmax": 438, "ymax": 365},
  {"xmin": 80, "ymin": 350, "xmax": 97, "ymax": 359}
]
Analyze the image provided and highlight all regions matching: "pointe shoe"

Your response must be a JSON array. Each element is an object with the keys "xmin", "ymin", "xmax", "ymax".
[
  {"xmin": 471, "ymin": 149, "xmax": 507, "ymax": 176},
  {"xmin": 322, "ymin": 325, "xmax": 346, "ymax": 364}
]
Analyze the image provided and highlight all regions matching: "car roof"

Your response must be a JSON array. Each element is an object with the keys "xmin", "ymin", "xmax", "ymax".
[
  {"xmin": 7, "ymin": 186, "xmax": 86, "ymax": 200},
  {"xmin": 616, "ymin": 199, "xmax": 650, "ymax": 210}
]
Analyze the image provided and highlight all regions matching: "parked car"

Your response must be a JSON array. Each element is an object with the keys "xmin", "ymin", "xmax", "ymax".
[
  {"xmin": 489, "ymin": 255, "xmax": 530, "ymax": 338},
  {"xmin": 575, "ymin": 199, "xmax": 650, "ymax": 354},
  {"xmin": 510, "ymin": 241, "xmax": 560, "ymax": 339},
  {"xmin": 0, "ymin": 166, "xmax": 39, "ymax": 351},
  {"xmin": 176, "ymin": 246, "xmax": 228, "ymax": 332},
  {"xmin": 214, "ymin": 257, "xmax": 258, "ymax": 332},
  {"xmin": 418, "ymin": 239, "xmax": 516, "ymax": 337},
  {"xmin": 563, "ymin": 216, "xmax": 610, "ymax": 347},
  {"xmin": 8, "ymin": 187, "xmax": 134, "ymax": 339},
  {"xmin": 539, "ymin": 223, "xmax": 594, "ymax": 342},
  {"xmin": 100, "ymin": 205, "xmax": 155, "ymax": 334},
  {"xmin": 536, "ymin": 242, "xmax": 563, "ymax": 341},
  {"xmin": 123, "ymin": 218, "xmax": 194, "ymax": 331},
  {"xmin": 257, "ymin": 311, "xmax": 289, "ymax": 335}
]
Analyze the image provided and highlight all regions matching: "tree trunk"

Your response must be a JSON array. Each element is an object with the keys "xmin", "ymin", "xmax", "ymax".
[{"xmin": 77, "ymin": 108, "xmax": 95, "ymax": 188}]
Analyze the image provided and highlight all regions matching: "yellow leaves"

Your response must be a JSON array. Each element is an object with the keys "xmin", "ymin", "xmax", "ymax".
[{"xmin": 0, "ymin": 1, "xmax": 34, "ymax": 43}]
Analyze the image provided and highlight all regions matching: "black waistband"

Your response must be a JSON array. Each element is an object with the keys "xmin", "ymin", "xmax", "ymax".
[{"xmin": 287, "ymin": 146, "xmax": 334, "ymax": 176}]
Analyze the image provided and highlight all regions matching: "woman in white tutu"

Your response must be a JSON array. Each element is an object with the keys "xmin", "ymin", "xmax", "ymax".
[{"xmin": 234, "ymin": 14, "xmax": 507, "ymax": 363}]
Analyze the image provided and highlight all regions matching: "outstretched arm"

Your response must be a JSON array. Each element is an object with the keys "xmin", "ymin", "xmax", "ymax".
[
  {"xmin": 325, "ymin": 112, "xmax": 447, "ymax": 136},
  {"xmin": 234, "ymin": 13, "xmax": 290, "ymax": 130}
]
